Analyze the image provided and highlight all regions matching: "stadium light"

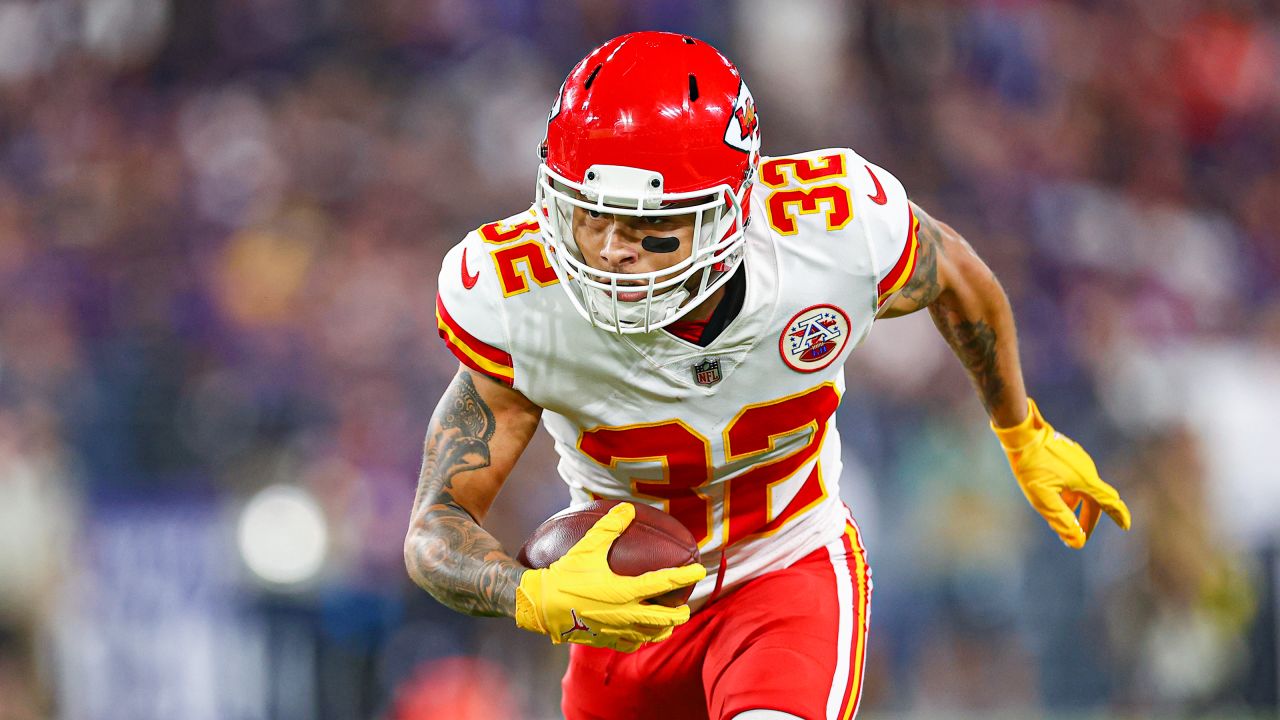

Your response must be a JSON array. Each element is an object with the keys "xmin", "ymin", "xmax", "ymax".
[{"xmin": 236, "ymin": 484, "xmax": 329, "ymax": 588}]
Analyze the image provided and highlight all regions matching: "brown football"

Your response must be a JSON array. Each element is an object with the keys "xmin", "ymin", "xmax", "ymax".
[{"xmin": 516, "ymin": 499, "xmax": 701, "ymax": 608}]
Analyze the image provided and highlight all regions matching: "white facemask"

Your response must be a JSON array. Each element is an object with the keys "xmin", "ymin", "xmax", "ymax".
[{"xmin": 535, "ymin": 163, "xmax": 750, "ymax": 334}]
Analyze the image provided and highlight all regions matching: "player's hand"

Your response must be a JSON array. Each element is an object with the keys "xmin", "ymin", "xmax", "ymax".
[
  {"xmin": 992, "ymin": 398, "xmax": 1132, "ymax": 549},
  {"xmin": 514, "ymin": 503, "xmax": 706, "ymax": 652}
]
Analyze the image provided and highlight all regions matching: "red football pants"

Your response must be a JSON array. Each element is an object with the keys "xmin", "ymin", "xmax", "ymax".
[{"xmin": 562, "ymin": 519, "xmax": 872, "ymax": 720}]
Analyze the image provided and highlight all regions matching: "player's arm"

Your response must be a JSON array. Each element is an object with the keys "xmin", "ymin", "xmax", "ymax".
[
  {"xmin": 878, "ymin": 203, "xmax": 1028, "ymax": 425},
  {"xmin": 880, "ymin": 202, "xmax": 1131, "ymax": 548},
  {"xmin": 404, "ymin": 364, "xmax": 703, "ymax": 650},
  {"xmin": 403, "ymin": 366, "xmax": 542, "ymax": 617}
]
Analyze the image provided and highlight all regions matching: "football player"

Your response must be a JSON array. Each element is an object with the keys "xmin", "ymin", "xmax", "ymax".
[{"xmin": 405, "ymin": 31, "xmax": 1131, "ymax": 720}]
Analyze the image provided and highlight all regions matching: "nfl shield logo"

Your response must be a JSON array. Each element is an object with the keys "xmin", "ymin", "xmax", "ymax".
[{"xmin": 692, "ymin": 358, "xmax": 722, "ymax": 386}]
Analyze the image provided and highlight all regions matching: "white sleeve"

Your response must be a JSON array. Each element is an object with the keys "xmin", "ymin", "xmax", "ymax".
[
  {"xmin": 435, "ymin": 232, "xmax": 516, "ymax": 386},
  {"xmin": 846, "ymin": 154, "xmax": 919, "ymax": 307}
]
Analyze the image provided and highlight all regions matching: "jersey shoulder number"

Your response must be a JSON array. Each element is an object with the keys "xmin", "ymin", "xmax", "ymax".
[
  {"xmin": 436, "ymin": 207, "xmax": 556, "ymax": 386},
  {"xmin": 757, "ymin": 148, "xmax": 859, "ymax": 236},
  {"xmin": 757, "ymin": 148, "xmax": 917, "ymax": 305},
  {"xmin": 473, "ymin": 208, "xmax": 560, "ymax": 298}
]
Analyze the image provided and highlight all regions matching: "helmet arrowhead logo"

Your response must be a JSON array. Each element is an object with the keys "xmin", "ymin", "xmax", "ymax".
[
  {"xmin": 734, "ymin": 100, "xmax": 757, "ymax": 140},
  {"xmin": 723, "ymin": 81, "xmax": 760, "ymax": 154},
  {"xmin": 548, "ymin": 79, "xmax": 566, "ymax": 123}
]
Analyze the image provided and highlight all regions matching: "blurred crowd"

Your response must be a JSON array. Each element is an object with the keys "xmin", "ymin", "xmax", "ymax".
[{"xmin": 0, "ymin": 0, "xmax": 1277, "ymax": 718}]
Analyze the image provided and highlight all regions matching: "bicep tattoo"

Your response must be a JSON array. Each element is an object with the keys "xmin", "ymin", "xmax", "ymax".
[
  {"xmin": 406, "ymin": 372, "xmax": 523, "ymax": 617},
  {"xmin": 895, "ymin": 205, "xmax": 946, "ymax": 311},
  {"xmin": 413, "ymin": 371, "xmax": 496, "ymax": 511}
]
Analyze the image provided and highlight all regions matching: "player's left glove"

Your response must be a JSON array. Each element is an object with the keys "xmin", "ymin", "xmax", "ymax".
[
  {"xmin": 992, "ymin": 398, "xmax": 1132, "ymax": 549},
  {"xmin": 513, "ymin": 503, "xmax": 704, "ymax": 652}
]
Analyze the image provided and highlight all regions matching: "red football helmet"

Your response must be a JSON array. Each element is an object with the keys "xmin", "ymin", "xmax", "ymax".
[{"xmin": 535, "ymin": 32, "xmax": 761, "ymax": 334}]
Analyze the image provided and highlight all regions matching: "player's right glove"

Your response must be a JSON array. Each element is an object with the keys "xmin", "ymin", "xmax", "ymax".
[
  {"xmin": 514, "ymin": 503, "xmax": 706, "ymax": 652},
  {"xmin": 992, "ymin": 398, "xmax": 1132, "ymax": 549}
]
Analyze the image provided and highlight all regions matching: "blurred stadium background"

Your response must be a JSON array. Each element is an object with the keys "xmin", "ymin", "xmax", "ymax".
[{"xmin": 0, "ymin": 0, "xmax": 1278, "ymax": 718}]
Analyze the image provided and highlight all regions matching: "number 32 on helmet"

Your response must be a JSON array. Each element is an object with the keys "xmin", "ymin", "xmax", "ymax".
[{"xmin": 535, "ymin": 32, "xmax": 763, "ymax": 334}]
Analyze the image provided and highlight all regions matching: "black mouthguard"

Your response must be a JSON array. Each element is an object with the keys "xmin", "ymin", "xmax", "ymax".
[{"xmin": 642, "ymin": 235, "xmax": 681, "ymax": 253}]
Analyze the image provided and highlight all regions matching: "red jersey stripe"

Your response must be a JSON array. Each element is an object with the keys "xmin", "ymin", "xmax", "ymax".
[
  {"xmin": 439, "ymin": 333, "xmax": 514, "ymax": 386},
  {"xmin": 837, "ymin": 518, "xmax": 872, "ymax": 720},
  {"xmin": 435, "ymin": 296, "xmax": 515, "ymax": 385},
  {"xmin": 876, "ymin": 206, "xmax": 921, "ymax": 302},
  {"xmin": 435, "ymin": 295, "xmax": 514, "ymax": 368}
]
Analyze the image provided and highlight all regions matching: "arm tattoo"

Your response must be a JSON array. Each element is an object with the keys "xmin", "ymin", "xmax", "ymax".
[
  {"xmin": 895, "ymin": 206, "xmax": 945, "ymax": 310},
  {"xmin": 909, "ymin": 203, "xmax": 1011, "ymax": 414},
  {"xmin": 929, "ymin": 307, "xmax": 1007, "ymax": 414},
  {"xmin": 405, "ymin": 372, "xmax": 524, "ymax": 617}
]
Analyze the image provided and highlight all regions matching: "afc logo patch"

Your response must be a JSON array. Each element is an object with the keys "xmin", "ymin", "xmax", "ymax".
[
  {"xmin": 692, "ymin": 358, "xmax": 723, "ymax": 386},
  {"xmin": 779, "ymin": 305, "xmax": 852, "ymax": 372}
]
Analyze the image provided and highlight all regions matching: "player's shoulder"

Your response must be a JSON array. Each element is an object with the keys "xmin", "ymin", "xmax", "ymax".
[
  {"xmin": 755, "ymin": 147, "xmax": 904, "ymax": 207},
  {"xmin": 438, "ymin": 206, "xmax": 562, "ymax": 307},
  {"xmin": 748, "ymin": 147, "xmax": 915, "ymax": 296},
  {"xmin": 435, "ymin": 206, "xmax": 565, "ymax": 386},
  {"xmin": 751, "ymin": 146, "xmax": 909, "ymax": 240},
  {"xmin": 757, "ymin": 147, "xmax": 865, "ymax": 188}
]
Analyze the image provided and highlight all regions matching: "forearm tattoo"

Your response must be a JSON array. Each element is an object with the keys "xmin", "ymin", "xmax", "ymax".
[
  {"xmin": 405, "ymin": 373, "xmax": 523, "ymax": 617},
  {"xmin": 909, "ymin": 205, "xmax": 1009, "ymax": 414},
  {"xmin": 929, "ymin": 308, "xmax": 1007, "ymax": 414}
]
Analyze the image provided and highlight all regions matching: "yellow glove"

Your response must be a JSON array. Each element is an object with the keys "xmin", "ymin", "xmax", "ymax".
[
  {"xmin": 992, "ymin": 398, "xmax": 1132, "ymax": 549},
  {"xmin": 514, "ymin": 503, "xmax": 706, "ymax": 652}
]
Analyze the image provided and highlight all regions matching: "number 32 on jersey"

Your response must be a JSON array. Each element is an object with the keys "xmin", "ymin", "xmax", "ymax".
[
  {"xmin": 577, "ymin": 383, "xmax": 840, "ymax": 548},
  {"xmin": 760, "ymin": 154, "xmax": 854, "ymax": 235},
  {"xmin": 477, "ymin": 216, "xmax": 559, "ymax": 297}
]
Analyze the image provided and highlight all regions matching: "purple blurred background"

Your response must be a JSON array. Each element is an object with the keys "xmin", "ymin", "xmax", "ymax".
[{"xmin": 0, "ymin": 0, "xmax": 1277, "ymax": 718}]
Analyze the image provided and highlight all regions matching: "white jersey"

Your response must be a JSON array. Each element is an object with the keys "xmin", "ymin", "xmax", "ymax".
[{"xmin": 436, "ymin": 148, "xmax": 919, "ymax": 607}]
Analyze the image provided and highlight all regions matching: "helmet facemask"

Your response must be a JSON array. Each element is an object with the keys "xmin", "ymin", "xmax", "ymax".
[{"xmin": 536, "ymin": 162, "xmax": 750, "ymax": 335}]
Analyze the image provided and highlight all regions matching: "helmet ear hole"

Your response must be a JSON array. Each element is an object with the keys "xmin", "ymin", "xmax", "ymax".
[{"xmin": 584, "ymin": 64, "xmax": 602, "ymax": 90}]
